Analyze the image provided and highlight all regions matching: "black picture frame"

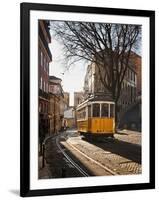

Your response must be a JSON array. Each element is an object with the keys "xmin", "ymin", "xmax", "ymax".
[{"xmin": 20, "ymin": 2, "xmax": 155, "ymax": 197}]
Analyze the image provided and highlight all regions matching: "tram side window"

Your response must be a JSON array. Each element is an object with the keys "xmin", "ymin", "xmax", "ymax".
[
  {"xmin": 77, "ymin": 108, "xmax": 86, "ymax": 119},
  {"xmin": 88, "ymin": 105, "xmax": 91, "ymax": 117},
  {"xmin": 93, "ymin": 104, "xmax": 100, "ymax": 117},
  {"xmin": 110, "ymin": 104, "xmax": 115, "ymax": 118},
  {"xmin": 83, "ymin": 109, "xmax": 86, "ymax": 119},
  {"xmin": 101, "ymin": 103, "xmax": 109, "ymax": 117}
]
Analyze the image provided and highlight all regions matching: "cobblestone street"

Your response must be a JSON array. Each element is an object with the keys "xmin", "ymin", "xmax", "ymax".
[
  {"xmin": 115, "ymin": 129, "xmax": 141, "ymax": 145},
  {"xmin": 39, "ymin": 129, "xmax": 141, "ymax": 179}
]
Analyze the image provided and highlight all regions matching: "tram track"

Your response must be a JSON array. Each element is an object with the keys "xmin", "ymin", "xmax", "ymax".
[
  {"xmin": 66, "ymin": 139, "xmax": 118, "ymax": 176},
  {"xmin": 57, "ymin": 133, "xmax": 118, "ymax": 176},
  {"xmin": 64, "ymin": 131, "xmax": 141, "ymax": 175},
  {"xmin": 55, "ymin": 136, "xmax": 89, "ymax": 177},
  {"xmin": 40, "ymin": 130, "xmax": 141, "ymax": 179}
]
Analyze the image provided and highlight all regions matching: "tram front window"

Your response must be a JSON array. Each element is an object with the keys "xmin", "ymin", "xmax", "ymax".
[
  {"xmin": 110, "ymin": 104, "xmax": 115, "ymax": 117},
  {"xmin": 93, "ymin": 103, "xmax": 100, "ymax": 117},
  {"xmin": 101, "ymin": 103, "xmax": 109, "ymax": 117}
]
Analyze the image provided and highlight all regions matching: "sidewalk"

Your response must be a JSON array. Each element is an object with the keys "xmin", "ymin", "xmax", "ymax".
[
  {"xmin": 115, "ymin": 129, "xmax": 141, "ymax": 146},
  {"xmin": 38, "ymin": 155, "xmax": 52, "ymax": 179},
  {"xmin": 117, "ymin": 129, "xmax": 141, "ymax": 135},
  {"xmin": 38, "ymin": 133, "xmax": 55, "ymax": 179}
]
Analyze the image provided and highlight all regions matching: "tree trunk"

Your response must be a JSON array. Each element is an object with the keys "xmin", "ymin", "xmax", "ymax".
[{"xmin": 115, "ymin": 102, "xmax": 119, "ymax": 133}]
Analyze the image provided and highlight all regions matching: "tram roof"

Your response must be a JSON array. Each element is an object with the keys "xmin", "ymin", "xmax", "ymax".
[
  {"xmin": 76, "ymin": 95, "xmax": 114, "ymax": 110},
  {"xmin": 89, "ymin": 95, "xmax": 113, "ymax": 102}
]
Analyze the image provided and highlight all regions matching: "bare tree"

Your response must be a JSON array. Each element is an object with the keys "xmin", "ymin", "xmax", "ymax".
[{"xmin": 51, "ymin": 21, "xmax": 141, "ymax": 122}]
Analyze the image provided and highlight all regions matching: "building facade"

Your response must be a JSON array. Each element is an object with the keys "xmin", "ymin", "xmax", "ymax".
[
  {"xmin": 63, "ymin": 92, "xmax": 70, "ymax": 107},
  {"xmin": 131, "ymin": 52, "xmax": 142, "ymax": 96},
  {"xmin": 83, "ymin": 52, "xmax": 141, "ymax": 130},
  {"xmin": 49, "ymin": 76, "xmax": 64, "ymax": 134},
  {"xmin": 64, "ymin": 107, "xmax": 76, "ymax": 129},
  {"xmin": 74, "ymin": 92, "xmax": 84, "ymax": 107},
  {"xmin": 38, "ymin": 20, "xmax": 52, "ymax": 141},
  {"xmin": 83, "ymin": 63, "xmax": 112, "ymax": 100},
  {"xmin": 118, "ymin": 53, "xmax": 141, "ymax": 130},
  {"xmin": 74, "ymin": 92, "xmax": 84, "ymax": 128}
]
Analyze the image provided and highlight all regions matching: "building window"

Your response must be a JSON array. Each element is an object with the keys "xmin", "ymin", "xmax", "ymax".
[
  {"xmin": 132, "ymin": 72, "xmax": 134, "ymax": 82},
  {"xmin": 47, "ymin": 83, "xmax": 49, "ymax": 92},
  {"xmin": 128, "ymin": 69, "xmax": 130, "ymax": 79},
  {"xmin": 44, "ymin": 81, "xmax": 45, "ymax": 92},
  {"xmin": 40, "ymin": 51, "xmax": 43, "ymax": 66},
  {"xmin": 45, "ymin": 59, "xmax": 48, "ymax": 72},
  {"xmin": 41, "ymin": 103, "xmax": 43, "ymax": 113},
  {"xmin": 45, "ymin": 60, "xmax": 47, "ymax": 72},
  {"xmin": 45, "ymin": 58, "xmax": 47, "ymax": 72},
  {"xmin": 135, "ymin": 74, "xmax": 137, "ymax": 84},
  {"xmin": 46, "ymin": 83, "xmax": 48, "ymax": 93},
  {"xmin": 39, "ymin": 103, "xmax": 41, "ymax": 112},
  {"xmin": 44, "ymin": 57, "xmax": 46, "ymax": 72},
  {"xmin": 43, "ymin": 57, "xmax": 45, "ymax": 71},
  {"xmin": 46, "ymin": 61, "xmax": 48, "ymax": 73},
  {"xmin": 40, "ymin": 77, "xmax": 42, "ymax": 89},
  {"xmin": 126, "ymin": 69, "xmax": 128, "ymax": 78}
]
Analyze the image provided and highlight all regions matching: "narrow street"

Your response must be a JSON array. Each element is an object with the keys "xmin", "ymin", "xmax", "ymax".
[
  {"xmin": 38, "ymin": 19, "xmax": 142, "ymax": 181},
  {"xmin": 39, "ymin": 129, "xmax": 141, "ymax": 179},
  {"xmin": 39, "ymin": 133, "xmax": 90, "ymax": 179}
]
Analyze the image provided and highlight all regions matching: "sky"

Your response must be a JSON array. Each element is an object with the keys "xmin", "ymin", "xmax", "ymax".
[{"xmin": 49, "ymin": 38, "xmax": 88, "ymax": 106}]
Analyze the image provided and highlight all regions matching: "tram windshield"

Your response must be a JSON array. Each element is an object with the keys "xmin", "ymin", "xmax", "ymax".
[
  {"xmin": 91, "ymin": 102, "xmax": 115, "ymax": 118},
  {"xmin": 110, "ymin": 104, "xmax": 115, "ymax": 117},
  {"xmin": 92, "ymin": 103, "xmax": 100, "ymax": 117},
  {"xmin": 101, "ymin": 103, "xmax": 109, "ymax": 117}
]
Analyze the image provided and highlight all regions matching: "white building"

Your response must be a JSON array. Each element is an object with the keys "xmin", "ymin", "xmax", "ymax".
[{"xmin": 63, "ymin": 107, "xmax": 76, "ymax": 128}]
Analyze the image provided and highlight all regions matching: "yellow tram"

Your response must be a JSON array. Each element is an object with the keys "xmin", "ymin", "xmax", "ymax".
[{"xmin": 76, "ymin": 96, "xmax": 115, "ymax": 138}]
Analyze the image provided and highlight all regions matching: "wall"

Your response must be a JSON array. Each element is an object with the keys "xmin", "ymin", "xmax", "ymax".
[
  {"xmin": 64, "ymin": 107, "xmax": 74, "ymax": 118},
  {"xmin": 0, "ymin": 0, "xmax": 158, "ymax": 200}
]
